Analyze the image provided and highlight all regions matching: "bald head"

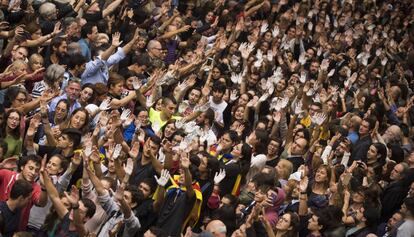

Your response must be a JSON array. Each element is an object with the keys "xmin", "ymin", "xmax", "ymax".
[{"xmin": 206, "ymin": 220, "xmax": 226, "ymax": 237}]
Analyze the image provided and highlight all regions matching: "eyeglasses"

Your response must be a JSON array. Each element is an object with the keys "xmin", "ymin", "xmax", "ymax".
[
  {"xmin": 153, "ymin": 48, "xmax": 162, "ymax": 51},
  {"xmin": 8, "ymin": 117, "xmax": 20, "ymax": 122}
]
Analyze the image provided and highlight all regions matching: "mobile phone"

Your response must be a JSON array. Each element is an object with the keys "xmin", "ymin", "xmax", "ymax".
[{"xmin": 204, "ymin": 57, "xmax": 214, "ymax": 71}]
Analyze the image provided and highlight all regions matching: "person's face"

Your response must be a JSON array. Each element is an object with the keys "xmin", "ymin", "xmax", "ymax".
[
  {"xmin": 352, "ymin": 192, "xmax": 364, "ymax": 204},
  {"xmin": 264, "ymin": 32, "xmax": 272, "ymax": 42},
  {"xmin": 367, "ymin": 145, "xmax": 378, "ymax": 161},
  {"xmin": 276, "ymin": 79, "xmax": 286, "ymax": 91},
  {"xmin": 7, "ymin": 112, "xmax": 20, "ymax": 130},
  {"xmin": 56, "ymin": 41, "xmax": 68, "ymax": 56},
  {"xmin": 163, "ymin": 118, "xmax": 178, "ymax": 137},
  {"xmin": 188, "ymin": 89, "xmax": 201, "ymax": 105},
  {"xmin": 408, "ymin": 182, "xmax": 414, "ymax": 197},
  {"xmin": 31, "ymin": 29, "xmax": 42, "ymax": 40},
  {"xmin": 57, "ymin": 134, "xmax": 71, "ymax": 149},
  {"xmin": 310, "ymin": 62, "xmax": 320, "ymax": 74},
  {"xmin": 335, "ymin": 141, "xmax": 347, "ymax": 157},
  {"xmin": 219, "ymin": 133, "xmax": 234, "ymax": 152},
  {"xmin": 30, "ymin": 56, "xmax": 44, "ymax": 71},
  {"xmin": 212, "ymin": 68, "xmax": 221, "ymax": 79},
  {"xmin": 80, "ymin": 87, "xmax": 93, "ymax": 103},
  {"xmin": 205, "ymin": 11, "xmax": 214, "ymax": 22},
  {"xmin": 234, "ymin": 106, "xmax": 244, "ymax": 120},
  {"xmin": 69, "ymin": 200, "xmax": 89, "ymax": 222},
  {"xmin": 143, "ymin": 139, "xmax": 160, "ymax": 158},
  {"xmin": 387, "ymin": 213, "xmax": 403, "ymax": 229},
  {"xmin": 109, "ymin": 80, "xmax": 124, "ymax": 95},
  {"xmin": 390, "ymin": 164, "xmax": 404, "ymax": 181},
  {"xmin": 287, "ymin": 28, "xmax": 296, "ymax": 38},
  {"xmin": 238, "ymin": 94, "xmax": 249, "ymax": 106},
  {"xmin": 260, "ymin": 42, "xmax": 269, "ymax": 52},
  {"xmin": 12, "ymin": 92, "xmax": 27, "ymax": 108},
  {"xmin": 65, "ymin": 82, "xmax": 81, "ymax": 100},
  {"xmin": 21, "ymin": 160, "xmax": 40, "ymax": 182},
  {"xmin": 71, "ymin": 111, "xmax": 86, "ymax": 129},
  {"xmin": 358, "ymin": 120, "xmax": 371, "ymax": 136},
  {"xmin": 139, "ymin": 182, "xmax": 152, "ymax": 199},
  {"xmin": 55, "ymin": 102, "xmax": 68, "ymax": 121},
  {"xmin": 46, "ymin": 156, "xmax": 63, "ymax": 175},
  {"xmin": 150, "ymin": 43, "xmax": 163, "ymax": 58},
  {"xmin": 276, "ymin": 214, "xmax": 292, "ymax": 231},
  {"xmin": 248, "ymin": 74, "xmax": 259, "ymax": 87},
  {"xmin": 137, "ymin": 111, "xmax": 149, "ymax": 126},
  {"xmin": 66, "ymin": 22, "xmax": 79, "ymax": 37},
  {"xmin": 291, "ymin": 138, "xmax": 306, "ymax": 155},
  {"xmin": 314, "ymin": 167, "xmax": 328, "ymax": 183},
  {"xmin": 307, "ymin": 215, "xmax": 322, "ymax": 231},
  {"xmin": 198, "ymin": 156, "xmax": 208, "ymax": 172},
  {"xmin": 104, "ymin": 157, "xmax": 114, "ymax": 173},
  {"xmin": 88, "ymin": 26, "xmax": 99, "ymax": 42},
  {"xmin": 162, "ymin": 101, "xmax": 177, "ymax": 118},
  {"xmin": 155, "ymin": 99, "xmax": 163, "ymax": 111},
  {"xmin": 327, "ymin": 100, "xmax": 335, "ymax": 112},
  {"xmin": 267, "ymin": 140, "xmax": 280, "ymax": 156},
  {"xmin": 357, "ymin": 75, "xmax": 367, "ymax": 86},
  {"xmin": 13, "ymin": 47, "xmax": 28, "ymax": 61},
  {"xmin": 212, "ymin": 90, "xmax": 224, "ymax": 104},
  {"xmin": 309, "ymin": 104, "xmax": 321, "ymax": 117},
  {"xmin": 254, "ymin": 188, "xmax": 267, "ymax": 202}
]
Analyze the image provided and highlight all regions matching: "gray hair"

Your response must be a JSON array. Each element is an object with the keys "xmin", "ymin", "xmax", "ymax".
[
  {"xmin": 44, "ymin": 64, "xmax": 65, "ymax": 86},
  {"xmin": 147, "ymin": 40, "xmax": 161, "ymax": 50},
  {"xmin": 39, "ymin": 2, "xmax": 56, "ymax": 18}
]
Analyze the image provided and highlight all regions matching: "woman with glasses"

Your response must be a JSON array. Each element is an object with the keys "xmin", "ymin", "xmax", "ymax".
[{"xmin": 0, "ymin": 109, "xmax": 22, "ymax": 158}]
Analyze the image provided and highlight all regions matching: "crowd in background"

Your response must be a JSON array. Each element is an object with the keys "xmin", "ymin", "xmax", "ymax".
[{"xmin": 0, "ymin": 0, "xmax": 414, "ymax": 236}]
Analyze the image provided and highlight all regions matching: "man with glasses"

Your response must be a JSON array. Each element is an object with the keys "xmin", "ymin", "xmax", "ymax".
[{"xmin": 146, "ymin": 40, "xmax": 165, "ymax": 71}]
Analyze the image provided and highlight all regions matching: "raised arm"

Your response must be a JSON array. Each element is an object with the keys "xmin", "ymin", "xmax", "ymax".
[
  {"xmin": 41, "ymin": 170, "xmax": 69, "ymax": 219},
  {"xmin": 102, "ymin": 0, "xmax": 123, "ymax": 18},
  {"xmin": 180, "ymin": 153, "xmax": 194, "ymax": 198}
]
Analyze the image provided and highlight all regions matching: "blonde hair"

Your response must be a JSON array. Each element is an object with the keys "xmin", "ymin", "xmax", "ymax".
[{"xmin": 278, "ymin": 159, "xmax": 293, "ymax": 180}]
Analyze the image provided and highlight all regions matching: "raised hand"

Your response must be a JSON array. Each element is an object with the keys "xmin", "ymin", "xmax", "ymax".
[
  {"xmin": 229, "ymin": 89, "xmax": 239, "ymax": 102},
  {"xmin": 299, "ymin": 52, "xmax": 307, "ymax": 65},
  {"xmin": 311, "ymin": 112, "xmax": 327, "ymax": 126},
  {"xmin": 299, "ymin": 71, "xmax": 307, "ymax": 83},
  {"xmin": 112, "ymin": 144, "xmax": 122, "ymax": 160},
  {"xmin": 231, "ymin": 72, "xmax": 243, "ymax": 84},
  {"xmin": 154, "ymin": 169, "xmax": 171, "ymax": 187},
  {"xmin": 120, "ymin": 109, "xmax": 131, "ymax": 122},
  {"xmin": 124, "ymin": 158, "xmax": 134, "ymax": 176},
  {"xmin": 132, "ymin": 77, "xmax": 142, "ymax": 90},
  {"xmin": 213, "ymin": 169, "xmax": 226, "ymax": 184},
  {"xmin": 111, "ymin": 32, "xmax": 123, "ymax": 47},
  {"xmin": 272, "ymin": 25, "xmax": 280, "ymax": 38},
  {"xmin": 320, "ymin": 58, "xmax": 330, "ymax": 71},
  {"xmin": 260, "ymin": 22, "xmax": 269, "ymax": 34},
  {"xmin": 99, "ymin": 98, "xmax": 111, "ymax": 111}
]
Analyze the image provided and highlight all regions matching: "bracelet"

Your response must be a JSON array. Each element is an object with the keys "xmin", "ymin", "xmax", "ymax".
[
  {"xmin": 72, "ymin": 204, "xmax": 79, "ymax": 210},
  {"xmin": 300, "ymin": 191, "xmax": 307, "ymax": 194},
  {"xmin": 41, "ymin": 187, "xmax": 47, "ymax": 192}
]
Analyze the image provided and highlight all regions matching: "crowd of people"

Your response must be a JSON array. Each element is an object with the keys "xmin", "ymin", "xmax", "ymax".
[{"xmin": 0, "ymin": 0, "xmax": 413, "ymax": 236}]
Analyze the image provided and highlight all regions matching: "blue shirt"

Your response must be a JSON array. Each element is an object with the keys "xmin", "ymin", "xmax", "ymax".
[
  {"xmin": 49, "ymin": 94, "xmax": 81, "ymax": 115},
  {"xmin": 81, "ymin": 47, "xmax": 126, "ymax": 85},
  {"xmin": 347, "ymin": 131, "xmax": 359, "ymax": 144},
  {"xmin": 77, "ymin": 38, "xmax": 91, "ymax": 61}
]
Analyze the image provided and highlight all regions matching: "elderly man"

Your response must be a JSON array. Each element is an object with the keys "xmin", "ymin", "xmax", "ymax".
[
  {"xmin": 206, "ymin": 220, "xmax": 227, "ymax": 237},
  {"xmin": 145, "ymin": 40, "xmax": 165, "ymax": 71}
]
